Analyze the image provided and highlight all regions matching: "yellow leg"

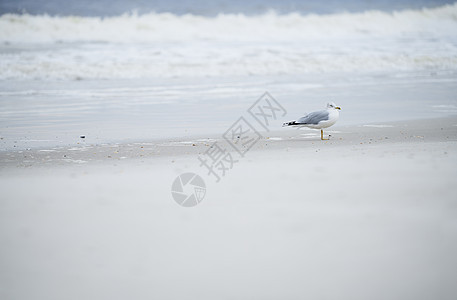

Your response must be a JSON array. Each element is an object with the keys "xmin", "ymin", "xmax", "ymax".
[{"xmin": 321, "ymin": 129, "xmax": 328, "ymax": 140}]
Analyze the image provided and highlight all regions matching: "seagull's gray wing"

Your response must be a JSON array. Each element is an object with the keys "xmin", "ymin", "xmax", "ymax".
[{"xmin": 296, "ymin": 110, "xmax": 329, "ymax": 125}]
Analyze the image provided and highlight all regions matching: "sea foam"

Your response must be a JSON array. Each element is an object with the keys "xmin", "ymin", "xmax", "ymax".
[
  {"xmin": 1, "ymin": 4, "xmax": 456, "ymax": 43},
  {"xmin": 0, "ymin": 4, "xmax": 456, "ymax": 79}
]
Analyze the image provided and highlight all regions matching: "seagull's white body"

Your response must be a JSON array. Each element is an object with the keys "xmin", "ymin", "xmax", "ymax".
[{"xmin": 283, "ymin": 102, "xmax": 341, "ymax": 140}]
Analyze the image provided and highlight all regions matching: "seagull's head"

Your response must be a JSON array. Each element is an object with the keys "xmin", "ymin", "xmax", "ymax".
[{"xmin": 327, "ymin": 102, "xmax": 341, "ymax": 110}]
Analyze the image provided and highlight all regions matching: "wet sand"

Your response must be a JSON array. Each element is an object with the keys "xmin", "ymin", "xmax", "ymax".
[
  {"xmin": 1, "ymin": 116, "xmax": 457, "ymax": 300},
  {"xmin": 1, "ymin": 116, "xmax": 456, "ymax": 168}
]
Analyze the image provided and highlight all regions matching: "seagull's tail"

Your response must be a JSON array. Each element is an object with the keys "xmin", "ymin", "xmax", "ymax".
[{"xmin": 282, "ymin": 120, "xmax": 297, "ymax": 127}]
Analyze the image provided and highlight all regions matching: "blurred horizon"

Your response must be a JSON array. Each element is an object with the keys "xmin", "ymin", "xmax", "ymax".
[{"xmin": 1, "ymin": 0, "xmax": 455, "ymax": 16}]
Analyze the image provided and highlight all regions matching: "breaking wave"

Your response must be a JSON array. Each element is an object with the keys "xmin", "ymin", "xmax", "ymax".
[
  {"xmin": 0, "ymin": 4, "xmax": 456, "ymax": 79},
  {"xmin": 1, "ymin": 4, "xmax": 456, "ymax": 43}
]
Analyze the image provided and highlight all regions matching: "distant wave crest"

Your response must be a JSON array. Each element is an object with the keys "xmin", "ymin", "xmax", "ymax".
[
  {"xmin": 1, "ymin": 4, "xmax": 457, "ymax": 43},
  {"xmin": 1, "ymin": 4, "xmax": 457, "ymax": 79}
]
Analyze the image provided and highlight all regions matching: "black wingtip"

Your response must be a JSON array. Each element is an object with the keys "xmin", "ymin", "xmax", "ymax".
[{"xmin": 283, "ymin": 121, "xmax": 297, "ymax": 127}]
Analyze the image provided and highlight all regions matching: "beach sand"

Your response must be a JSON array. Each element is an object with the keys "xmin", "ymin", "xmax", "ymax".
[{"xmin": 1, "ymin": 116, "xmax": 457, "ymax": 299}]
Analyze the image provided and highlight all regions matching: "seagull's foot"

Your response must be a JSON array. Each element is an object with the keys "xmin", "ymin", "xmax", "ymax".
[
  {"xmin": 320, "ymin": 130, "xmax": 330, "ymax": 140},
  {"xmin": 321, "ymin": 135, "xmax": 332, "ymax": 140}
]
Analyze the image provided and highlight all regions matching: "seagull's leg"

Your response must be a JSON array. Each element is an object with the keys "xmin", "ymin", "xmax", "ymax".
[{"xmin": 321, "ymin": 129, "xmax": 329, "ymax": 140}]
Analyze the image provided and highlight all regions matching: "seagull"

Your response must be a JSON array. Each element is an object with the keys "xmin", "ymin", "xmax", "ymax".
[{"xmin": 283, "ymin": 102, "xmax": 341, "ymax": 140}]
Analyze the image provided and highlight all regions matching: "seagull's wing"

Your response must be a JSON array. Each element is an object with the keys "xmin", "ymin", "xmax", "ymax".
[{"xmin": 296, "ymin": 110, "xmax": 329, "ymax": 125}]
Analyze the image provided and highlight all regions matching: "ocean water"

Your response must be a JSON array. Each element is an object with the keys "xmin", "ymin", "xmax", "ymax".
[
  {"xmin": 0, "ymin": 0, "xmax": 457, "ymax": 150},
  {"xmin": 0, "ymin": 0, "xmax": 454, "ymax": 16}
]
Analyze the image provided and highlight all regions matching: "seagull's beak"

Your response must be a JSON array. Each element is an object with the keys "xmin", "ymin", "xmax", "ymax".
[{"xmin": 335, "ymin": 106, "xmax": 341, "ymax": 110}]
